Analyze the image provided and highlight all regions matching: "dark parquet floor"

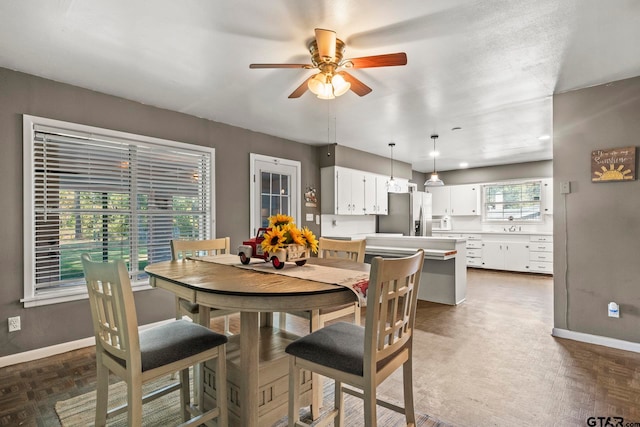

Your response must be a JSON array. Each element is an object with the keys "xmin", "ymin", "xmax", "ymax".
[{"xmin": 2, "ymin": 268, "xmax": 640, "ymax": 426}]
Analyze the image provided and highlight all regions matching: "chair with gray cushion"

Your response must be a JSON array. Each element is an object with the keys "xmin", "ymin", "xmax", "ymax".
[
  {"xmin": 171, "ymin": 237, "xmax": 235, "ymax": 334},
  {"xmin": 81, "ymin": 253, "xmax": 228, "ymax": 427},
  {"xmin": 286, "ymin": 249, "xmax": 424, "ymax": 427},
  {"xmin": 281, "ymin": 237, "xmax": 366, "ymax": 331}
]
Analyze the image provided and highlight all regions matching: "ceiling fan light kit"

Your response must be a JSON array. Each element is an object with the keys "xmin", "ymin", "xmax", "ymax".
[
  {"xmin": 308, "ymin": 71, "xmax": 350, "ymax": 99},
  {"xmin": 249, "ymin": 28, "xmax": 407, "ymax": 99},
  {"xmin": 425, "ymin": 134, "xmax": 445, "ymax": 187}
]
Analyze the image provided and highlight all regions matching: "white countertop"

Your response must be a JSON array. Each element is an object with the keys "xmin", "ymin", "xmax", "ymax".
[
  {"xmin": 432, "ymin": 230, "xmax": 552, "ymax": 236},
  {"xmin": 366, "ymin": 245, "xmax": 458, "ymax": 260}
]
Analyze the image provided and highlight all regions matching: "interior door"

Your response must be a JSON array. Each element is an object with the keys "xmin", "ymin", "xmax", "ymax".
[{"xmin": 250, "ymin": 154, "xmax": 301, "ymax": 236}]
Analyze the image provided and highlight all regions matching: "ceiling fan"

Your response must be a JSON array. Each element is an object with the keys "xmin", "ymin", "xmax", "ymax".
[{"xmin": 249, "ymin": 28, "xmax": 407, "ymax": 99}]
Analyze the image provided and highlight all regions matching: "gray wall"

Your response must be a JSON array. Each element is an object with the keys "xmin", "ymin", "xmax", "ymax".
[
  {"xmin": 438, "ymin": 160, "xmax": 552, "ymax": 185},
  {"xmin": 0, "ymin": 67, "xmax": 322, "ymax": 357},
  {"xmin": 553, "ymin": 75, "xmax": 640, "ymax": 343},
  {"xmin": 318, "ymin": 143, "xmax": 413, "ymax": 179}
]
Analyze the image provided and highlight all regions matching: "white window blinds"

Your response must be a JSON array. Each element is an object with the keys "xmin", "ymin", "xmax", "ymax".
[{"xmin": 25, "ymin": 116, "xmax": 214, "ymax": 299}]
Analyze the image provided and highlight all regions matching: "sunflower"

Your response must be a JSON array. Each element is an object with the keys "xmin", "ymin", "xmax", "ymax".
[
  {"xmin": 261, "ymin": 227, "xmax": 286, "ymax": 253},
  {"xmin": 268, "ymin": 214, "xmax": 294, "ymax": 228},
  {"xmin": 301, "ymin": 226, "xmax": 319, "ymax": 254},
  {"xmin": 280, "ymin": 223, "xmax": 294, "ymax": 244},
  {"xmin": 288, "ymin": 226, "xmax": 305, "ymax": 246}
]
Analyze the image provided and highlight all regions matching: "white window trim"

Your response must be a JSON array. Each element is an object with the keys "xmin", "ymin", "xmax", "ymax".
[
  {"xmin": 22, "ymin": 115, "xmax": 215, "ymax": 307},
  {"xmin": 249, "ymin": 153, "xmax": 301, "ymax": 236},
  {"xmin": 481, "ymin": 178, "xmax": 544, "ymax": 224}
]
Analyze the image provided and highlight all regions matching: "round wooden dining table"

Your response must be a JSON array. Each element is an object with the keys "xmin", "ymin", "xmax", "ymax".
[{"xmin": 145, "ymin": 256, "xmax": 369, "ymax": 427}]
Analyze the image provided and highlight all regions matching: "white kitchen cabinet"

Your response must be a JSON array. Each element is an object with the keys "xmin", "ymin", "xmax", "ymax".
[
  {"xmin": 321, "ymin": 166, "xmax": 388, "ymax": 215},
  {"xmin": 374, "ymin": 175, "xmax": 389, "ymax": 214},
  {"xmin": 339, "ymin": 168, "xmax": 365, "ymax": 214},
  {"xmin": 529, "ymin": 235, "xmax": 553, "ymax": 273},
  {"xmin": 461, "ymin": 234, "xmax": 483, "ymax": 267},
  {"xmin": 481, "ymin": 241, "xmax": 530, "ymax": 272},
  {"xmin": 364, "ymin": 172, "xmax": 377, "ymax": 214},
  {"xmin": 433, "ymin": 231, "xmax": 553, "ymax": 274},
  {"xmin": 426, "ymin": 186, "xmax": 451, "ymax": 216},
  {"xmin": 450, "ymin": 184, "xmax": 480, "ymax": 215},
  {"xmin": 541, "ymin": 178, "xmax": 553, "ymax": 215},
  {"xmin": 427, "ymin": 184, "xmax": 480, "ymax": 216}
]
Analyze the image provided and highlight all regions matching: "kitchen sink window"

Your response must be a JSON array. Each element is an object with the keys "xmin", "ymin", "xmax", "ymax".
[
  {"xmin": 482, "ymin": 180, "xmax": 542, "ymax": 222},
  {"xmin": 22, "ymin": 115, "xmax": 215, "ymax": 307}
]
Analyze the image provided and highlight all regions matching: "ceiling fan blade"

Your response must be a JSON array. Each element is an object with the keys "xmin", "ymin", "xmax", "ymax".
[
  {"xmin": 347, "ymin": 52, "xmax": 407, "ymax": 68},
  {"xmin": 338, "ymin": 71, "xmax": 372, "ymax": 97},
  {"xmin": 250, "ymin": 63, "xmax": 311, "ymax": 69},
  {"xmin": 315, "ymin": 28, "xmax": 336, "ymax": 61},
  {"xmin": 288, "ymin": 76, "xmax": 313, "ymax": 98}
]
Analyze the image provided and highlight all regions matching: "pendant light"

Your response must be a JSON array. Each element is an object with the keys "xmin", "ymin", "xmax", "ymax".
[
  {"xmin": 425, "ymin": 134, "xmax": 444, "ymax": 187},
  {"xmin": 387, "ymin": 142, "xmax": 401, "ymax": 192}
]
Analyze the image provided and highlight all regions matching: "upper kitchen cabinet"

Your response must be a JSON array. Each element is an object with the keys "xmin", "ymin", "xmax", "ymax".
[
  {"xmin": 321, "ymin": 166, "xmax": 388, "ymax": 215},
  {"xmin": 426, "ymin": 184, "xmax": 480, "ymax": 216},
  {"xmin": 541, "ymin": 178, "xmax": 553, "ymax": 214},
  {"xmin": 425, "ymin": 186, "xmax": 451, "ymax": 216},
  {"xmin": 372, "ymin": 174, "xmax": 390, "ymax": 215},
  {"xmin": 450, "ymin": 184, "xmax": 480, "ymax": 215}
]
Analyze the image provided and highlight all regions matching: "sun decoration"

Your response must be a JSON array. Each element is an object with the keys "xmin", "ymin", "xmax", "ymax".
[
  {"xmin": 261, "ymin": 214, "xmax": 318, "ymax": 254},
  {"xmin": 592, "ymin": 164, "xmax": 634, "ymax": 182}
]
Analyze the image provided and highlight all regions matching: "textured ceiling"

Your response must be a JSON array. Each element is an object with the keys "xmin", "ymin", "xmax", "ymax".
[{"xmin": 1, "ymin": 0, "xmax": 639, "ymax": 172}]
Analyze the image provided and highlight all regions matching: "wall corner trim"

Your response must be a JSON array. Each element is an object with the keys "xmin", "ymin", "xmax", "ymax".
[
  {"xmin": 0, "ymin": 318, "xmax": 174, "ymax": 368},
  {"xmin": 552, "ymin": 328, "xmax": 640, "ymax": 353}
]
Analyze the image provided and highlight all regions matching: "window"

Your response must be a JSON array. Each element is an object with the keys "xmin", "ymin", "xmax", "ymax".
[
  {"xmin": 23, "ymin": 115, "xmax": 215, "ymax": 307},
  {"xmin": 482, "ymin": 181, "xmax": 541, "ymax": 221},
  {"xmin": 249, "ymin": 154, "xmax": 300, "ymax": 237},
  {"xmin": 260, "ymin": 171, "xmax": 290, "ymax": 227}
]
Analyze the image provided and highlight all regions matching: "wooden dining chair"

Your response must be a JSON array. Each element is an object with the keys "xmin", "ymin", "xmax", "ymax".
[
  {"xmin": 280, "ymin": 237, "xmax": 367, "ymax": 331},
  {"xmin": 171, "ymin": 237, "xmax": 235, "ymax": 335},
  {"xmin": 81, "ymin": 253, "xmax": 228, "ymax": 427},
  {"xmin": 286, "ymin": 249, "xmax": 425, "ymax": 427}
]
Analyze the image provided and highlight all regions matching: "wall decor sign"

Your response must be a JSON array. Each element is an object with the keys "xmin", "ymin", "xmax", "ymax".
[
  {"xmin": 591, "ymin": 146, "xmax": 636, "ymax": 182},
  {"xmin": 304, "ymin": 186, "xmax": 317, "ymax": 207}
]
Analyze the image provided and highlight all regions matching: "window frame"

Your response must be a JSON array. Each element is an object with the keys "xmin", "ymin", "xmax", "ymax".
[
  {"xmin": 22, "ymin": 115, "xmax": 215, "ymax": 307},
  {"xmin": 481, "ymin": 179, "xmax": 543, "ymax": 223}
]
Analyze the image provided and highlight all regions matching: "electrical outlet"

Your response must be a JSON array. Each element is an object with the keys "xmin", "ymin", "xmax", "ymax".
[
  {"xmin": 560, "ymin": 181, "xmax": 571, "ymax": 194},
  {"xmin": 608, "ymin": 302, "xmax": 620, "ymax": 318},
  {"xmin": 8, "ymin": 316, "xmax": 21, "ymax": 332}
]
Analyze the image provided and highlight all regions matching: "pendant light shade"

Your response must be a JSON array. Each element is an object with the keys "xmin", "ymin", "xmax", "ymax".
[
  {"xmin": 387, "ymin": 142, "xmax": 401, "ymax": 192},
  {"xmin": 425, "ymin": 134, "xmax": 444, "ymax": 187}
]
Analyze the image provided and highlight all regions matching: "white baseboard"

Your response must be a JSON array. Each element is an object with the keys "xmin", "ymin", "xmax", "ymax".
[
  {"xmin": 552, "ymin": 328, "xmax": 640, "ymax": 353},
  {"xmin": 0, "ymin": 319, "xmax": 174, "ymax": 368}
]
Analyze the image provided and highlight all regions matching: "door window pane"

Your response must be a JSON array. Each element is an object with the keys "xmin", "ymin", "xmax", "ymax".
[{"xmin": 260, "ymin": 171, "xmax": 291, "ymax": 225}]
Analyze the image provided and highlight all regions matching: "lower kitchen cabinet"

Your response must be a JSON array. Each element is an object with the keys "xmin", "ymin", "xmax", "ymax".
[
  {"xmin": 432, "ymin": 231, "xmax": 553, "ymax": 274},
  {"xmin": 529, "ymin": 235, "xmax": 553, "ymax": 273},
  {"xmin": 481, "ymin": 241, "xmax": 530, "ymax": 272}
]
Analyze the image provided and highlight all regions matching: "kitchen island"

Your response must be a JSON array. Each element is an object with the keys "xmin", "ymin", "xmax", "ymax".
[{"xmin": 364, "ymin": 235, "xmax": 467, "ymax": 305}]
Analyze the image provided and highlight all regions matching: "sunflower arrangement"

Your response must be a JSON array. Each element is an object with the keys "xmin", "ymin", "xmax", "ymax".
[{"xmin": 261, "ymin": 214, "xmax": 319, "ymax": 254}]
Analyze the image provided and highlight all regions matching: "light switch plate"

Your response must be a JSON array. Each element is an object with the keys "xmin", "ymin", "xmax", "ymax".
[
  {"xmin": 306, "ymin": 213, "xmax": 314, "ymax": 222},
  {"xmin": 560, "ymin": 181, "xmax": 571, "ymax": 194}
]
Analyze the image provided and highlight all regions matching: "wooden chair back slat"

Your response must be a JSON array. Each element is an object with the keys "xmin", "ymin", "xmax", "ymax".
[
  {"xmin": 365, "ymin": 250, "xmax": 424, "ymax": 364},
  {"xmin": 82, "ymin": 253, "xmax": 138, "ymax": 364},
  {"xmin": 318, "ymin": 238, "xmax": 366, "ymax": 263},
  {"xmin": 170, "ymin": 237, "xmax": 231, "ymax": 260}
]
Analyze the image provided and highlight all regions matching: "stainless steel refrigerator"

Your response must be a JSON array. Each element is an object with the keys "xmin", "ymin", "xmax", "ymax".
[{"xmin": 377, "ymin": 192, "xmax": 433, "ymax": 236}]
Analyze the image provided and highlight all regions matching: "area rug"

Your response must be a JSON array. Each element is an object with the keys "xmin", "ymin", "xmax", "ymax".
[{"xmin": 56, "ymin": 375, "xmax": 451, "ymax": 426}]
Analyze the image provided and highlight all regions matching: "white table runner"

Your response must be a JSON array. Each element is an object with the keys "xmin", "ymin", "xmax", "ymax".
[{"xmin": 194, "ymin": 254, "xmax": 369, "ymax": 306}]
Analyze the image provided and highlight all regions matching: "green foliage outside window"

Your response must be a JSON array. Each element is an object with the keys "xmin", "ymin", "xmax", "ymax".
[{"xmin": 483, "ymin": 181, "xmax": 541, "ymax": 221}]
